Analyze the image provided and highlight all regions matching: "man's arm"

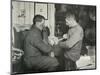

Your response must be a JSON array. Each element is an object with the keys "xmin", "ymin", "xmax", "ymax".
[
  {"xmin": 59, "ymin": 28, "xmax": 83, "ymax": 49},
  {"xmin": 30, "ymin": 32, "xmax": 52, "ymax": 53}
]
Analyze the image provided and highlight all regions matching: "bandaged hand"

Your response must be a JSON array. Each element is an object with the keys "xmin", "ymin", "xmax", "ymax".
[
  {"xmin": 49, "ymin": 51, "xmax": 55, "ymax": 57},
  {"xmin": 48, "ymin": 36, "xmax": 59, "ymax": 45}
]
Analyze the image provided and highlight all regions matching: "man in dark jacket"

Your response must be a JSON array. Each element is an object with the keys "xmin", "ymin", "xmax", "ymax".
[{"xmin": 23, "ymin": 15, "xmax": 59, "ymax": 72}]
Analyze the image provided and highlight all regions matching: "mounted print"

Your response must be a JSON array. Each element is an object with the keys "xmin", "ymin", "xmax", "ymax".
[
  {"xmin": 11, "ymin": 0, "xmax": 96, "ymax": 75},
  {"xmin": 35, "ymin": 2, "xmax": 48, "ymax": 20}
]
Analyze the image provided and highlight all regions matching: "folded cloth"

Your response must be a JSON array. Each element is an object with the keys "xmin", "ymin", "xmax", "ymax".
[
  {"xmin": 12, "ymin": 47, "xmax": 24, "ymax": 63},
  {"xmin": 76, "ymin": 55, "xmax": 95, "ymax": 69}
]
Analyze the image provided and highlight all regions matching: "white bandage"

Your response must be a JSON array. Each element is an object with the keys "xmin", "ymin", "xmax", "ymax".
[
  {"xmin": 48, "ymin": 36, "xmax": 59, "ymax": 45},
  {"xmin": 63, "ymin": 34, "xmax": 68, "ymax": 39},
  {"xmin": 50, "ymin": 51, "xmax": 55, "ymax": 57}
]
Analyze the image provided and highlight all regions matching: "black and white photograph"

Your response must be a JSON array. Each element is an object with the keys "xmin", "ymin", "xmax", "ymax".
[{"xmin": 11, "ymin": 0, "xmax": 96, "ymax": 74}]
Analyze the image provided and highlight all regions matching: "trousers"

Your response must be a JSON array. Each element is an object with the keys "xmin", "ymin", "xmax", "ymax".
[{"xmin": 24, "ymin": 55, "xmax": 59, "ymax": 72}]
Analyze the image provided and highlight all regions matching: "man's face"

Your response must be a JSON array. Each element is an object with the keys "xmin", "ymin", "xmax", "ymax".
[
  {"xmin": 65, "ymin": 16, "xmax": 76, "ymax": 27},
  {"xmin": 37, "ymin": 19, "xmax": 45, "ymax": 30}
]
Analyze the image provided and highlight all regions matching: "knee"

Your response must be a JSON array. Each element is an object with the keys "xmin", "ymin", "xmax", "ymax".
[
  {"xmin": 47, "ymin": 58, "xmax": 59, "ymax": 71},
  {"xmin": 50, "ymin": 57, "xmax": 59, "ymax": 67}
]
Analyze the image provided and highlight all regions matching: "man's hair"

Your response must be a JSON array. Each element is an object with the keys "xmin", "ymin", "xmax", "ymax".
[
  {"xmin": 65, "ymin": 12, "xmax": 79, "ymax": 22},
  {"xmin": 65, "ymin": 12, "xmax": 75, "ymax": 19},
  {"xmin": 33, "ymin": 15, "xmax": 45, "ymax": 25}
]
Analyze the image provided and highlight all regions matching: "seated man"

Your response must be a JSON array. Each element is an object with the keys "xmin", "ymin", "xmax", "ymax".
[
  {"xmin": 58, "ymin": 12, "xmax": 84, "ymax": 70},
  {"xmin": 23, "ymin": 15, "xmax": 59, "ymax": 72}
]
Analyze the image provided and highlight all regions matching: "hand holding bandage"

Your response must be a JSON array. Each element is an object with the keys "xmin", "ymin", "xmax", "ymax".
[
  {"xmin": 57, "ymin": 34, "xmax": 68, "ymax": 48},
  {"xmin": 63, "ymin": 34, "xmax": 68, "ymax": 39},
  {"xmin": 58, "ymin": 33, "xmax": 68, "ymax": 42}
]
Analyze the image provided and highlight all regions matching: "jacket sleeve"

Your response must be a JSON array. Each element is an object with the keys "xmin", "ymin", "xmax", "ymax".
[
  {"xmin": 29, "ymin": 31, "xmax": 52, "ymax": 53},
  {"xmin": 59, "ymin": 27, "xmax": 83, "ymax": 49}
]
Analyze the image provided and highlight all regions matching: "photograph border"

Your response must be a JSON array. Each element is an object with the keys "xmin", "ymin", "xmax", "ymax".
[{"xmin": 11, "ymin": 0, "xmax": 97, "ymax": 74}]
